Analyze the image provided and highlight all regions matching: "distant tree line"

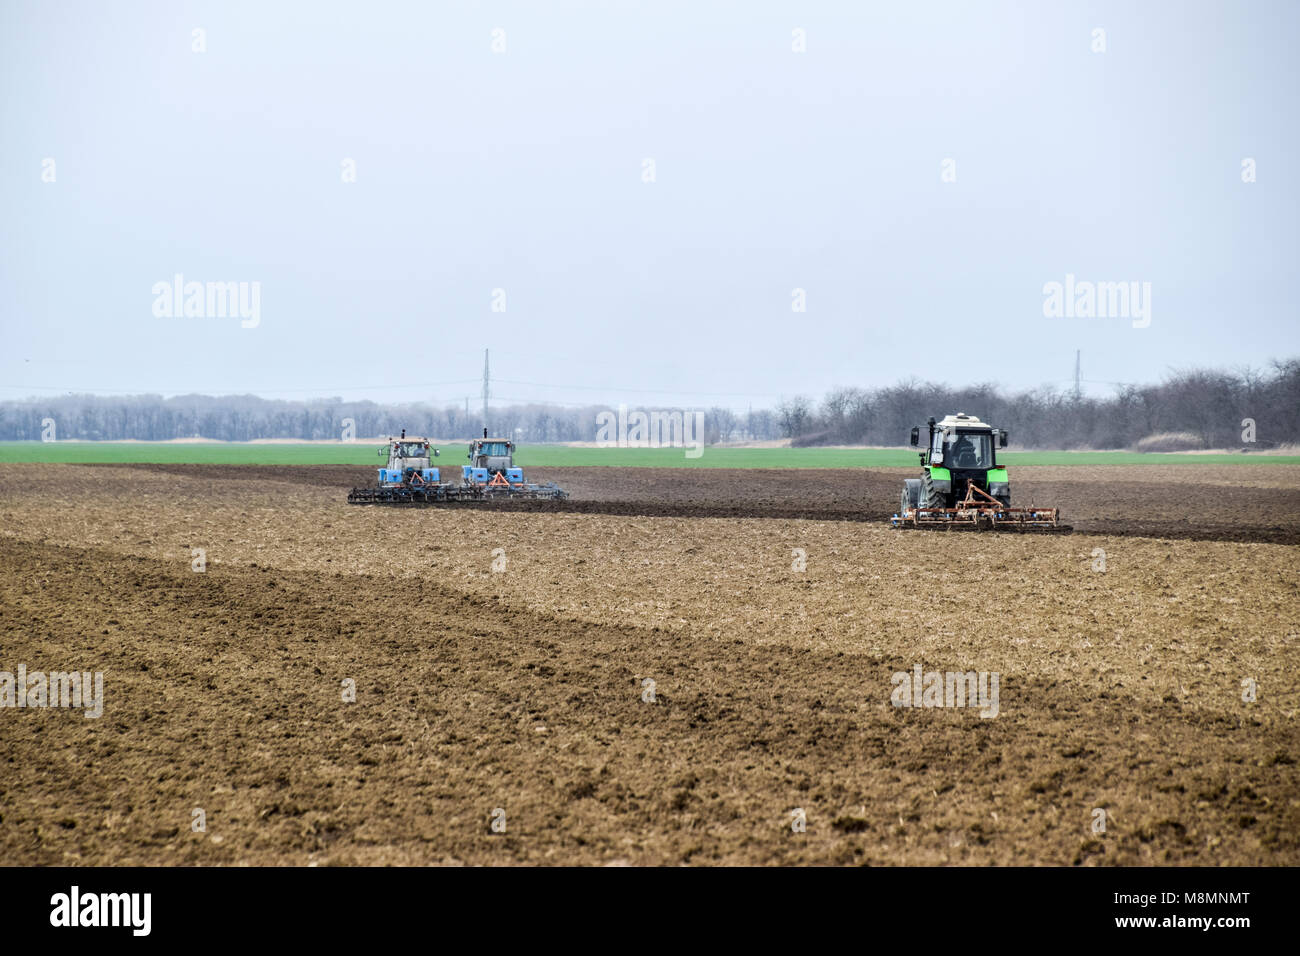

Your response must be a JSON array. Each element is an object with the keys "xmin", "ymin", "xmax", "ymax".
[
  {"xmin": 0, "ymin": 392, "xmax": 775, "ymax": 445},
  {"xmin": 1, "ymin": 359, "xmax": 1294, "ymax": 449},
  {"xmin": 777, "ymin": 359, "xmax": 1299, "ymax": 449}
]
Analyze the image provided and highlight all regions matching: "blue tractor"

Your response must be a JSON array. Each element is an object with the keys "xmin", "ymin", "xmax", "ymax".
[
  {"xmin": 348, "ymin": 429, "xmax": 567, "ymax": 504},
  {"xmin": 463, "ymin": 434, "xmax": 525, "ymax": 487}
]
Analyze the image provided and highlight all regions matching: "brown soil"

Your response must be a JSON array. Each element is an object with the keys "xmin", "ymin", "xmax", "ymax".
[
  {"xmin": 97, "ymin": 463, "xmax": 1300, "ymax": 544},
  {"xmin": 1, "ymin": 463, "xmax": 1297, "ymax": 866}
]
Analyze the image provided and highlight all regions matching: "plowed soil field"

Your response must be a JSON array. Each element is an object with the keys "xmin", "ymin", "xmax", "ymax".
[{"xmin": 1, "ymin": 462, "xmax": 1297, "ymax": 866}]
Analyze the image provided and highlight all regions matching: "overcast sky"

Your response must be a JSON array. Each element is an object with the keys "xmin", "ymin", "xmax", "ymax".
[{"xmin": 2, "ymin": 0, "xmax": 1296, "ymax": 409}]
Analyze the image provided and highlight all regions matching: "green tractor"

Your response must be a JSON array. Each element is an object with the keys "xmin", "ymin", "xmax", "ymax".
[{"xmin": 894, "ymin": 413, "xmax": 1065, "ymax": 530}]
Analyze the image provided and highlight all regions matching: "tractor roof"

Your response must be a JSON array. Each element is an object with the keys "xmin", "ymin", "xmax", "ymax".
[{"xmin": 937, "ymin": 413, "xmax": 992, "ymax": 430}]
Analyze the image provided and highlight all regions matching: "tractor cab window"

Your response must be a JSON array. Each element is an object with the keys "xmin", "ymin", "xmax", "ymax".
[
  {"xmin": 396, "ymin": 443, "xmax": 425, "ymax": 458},
  {"xmin": 478, "ymin": 441, "xmax": 510, "ymax": 457},
  {"xmin": 945, "ymin": 431, "xmax": 992, "ymax": 468}
]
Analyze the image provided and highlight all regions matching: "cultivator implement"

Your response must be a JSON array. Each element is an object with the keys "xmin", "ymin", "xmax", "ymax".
[
  {"xmin": 893, "ymin": 483, "xmax": 1070, "ymax": 532},
  {"xmin": 480, "ymin": 479, "xmax": 569, "ymax": 500},
  {"xmin": 347, "ymin": 480, "xmax": 568, "ymax": 505}
]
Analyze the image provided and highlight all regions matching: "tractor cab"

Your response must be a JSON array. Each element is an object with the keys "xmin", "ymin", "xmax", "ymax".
[
  {"xmin": 376, "ymin": 430, "xmax": 440, "ymax": 487},
  {"xmin": 933, "ymin": 425, "xmax": 995, "ymax": 470},
  {"xmin": 464, "ymin": 429, "xmax": 525, "ymax": 486}
]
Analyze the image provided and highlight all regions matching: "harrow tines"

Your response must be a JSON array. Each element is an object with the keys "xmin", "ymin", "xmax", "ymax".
[
  {"xmin": 893, "ymin": 502, "xmax": 1069, "ymax": 532},
  {"xmin": 347, "ymin": 481, "xmax": 569, "ymax": 505}
]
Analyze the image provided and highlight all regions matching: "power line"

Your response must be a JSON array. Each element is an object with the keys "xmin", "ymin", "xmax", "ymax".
[
  {"xmin": 432, "ymin": 395, "xmax": 600, "ymax": 408},
  {"xmin": 0, "ymin": 379, "xmax": 482, "ymax": 395},
  {"xmin": 494, "ymin": 378, "xmax": 780, "ymax": 399},
  {"xmin": 491, "ymin": 395, "xmax": 605, "ymax": 407}
]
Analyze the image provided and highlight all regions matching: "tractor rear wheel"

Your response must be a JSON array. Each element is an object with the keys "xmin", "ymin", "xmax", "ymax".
[
  {"xmin": 901, "ymin": 479, "xmax": 921, "ymax": 514},
  {"xmin": 921, "ymin": 472, "xmax": 946, "ymax": 508}
]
